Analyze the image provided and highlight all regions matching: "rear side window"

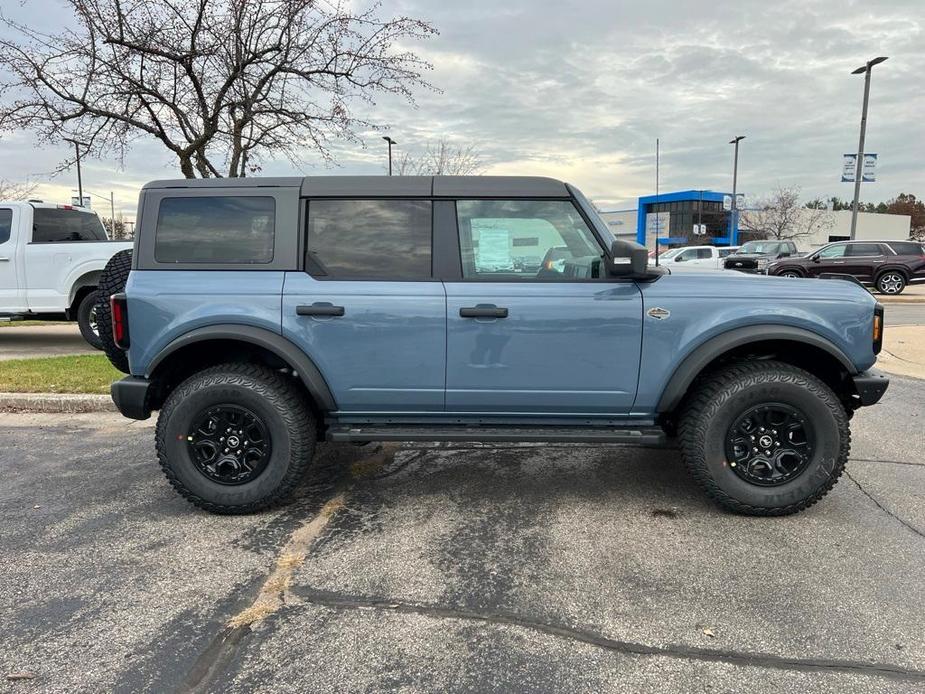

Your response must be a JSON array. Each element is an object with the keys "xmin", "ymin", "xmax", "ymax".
[
  {"xmin": 887, "ymin": 241, "xmax": 925, "ymax": 256},
  {"xmin": 0, "ymin": 209, "xmax": 11, "ymax": 244},
  {"xmin": 155, "ymin": 196, "xmax": 275, "ymax": 263},
  {"xmin": 846, "ymin": 243, "xmax": 882, "ymax": 256},
  {"xmin": 32, "ymin": 208, "xmax": 108, "ymax": 242},
  {"xmin": 306, "ymin": 200, "xmax": 432, "ymax": 279}
]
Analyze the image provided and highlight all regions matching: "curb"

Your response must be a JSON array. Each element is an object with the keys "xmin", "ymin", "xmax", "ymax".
[{"xmin": 0, "ymin": 392, "xmax": 116, "ymax": 414}]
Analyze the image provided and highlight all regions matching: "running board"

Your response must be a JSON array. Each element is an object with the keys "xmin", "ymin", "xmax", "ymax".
[{"xmin": 325, "ymin": 424, "xmax": 667, "ymax": 445}]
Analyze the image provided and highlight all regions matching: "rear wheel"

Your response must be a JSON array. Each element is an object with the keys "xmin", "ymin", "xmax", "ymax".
[
  {"xmin": 76, "ymin": 291, "xmax": 103, "ymax": 350},
  {"xmin": 155, "ymin": 363, "xmax": 316, "ymax": 514},
  {"xmin": 679, "ymin": 360, "xmax": 849, "ymax": 516},
  {"xmin": 876, "ymin": 271, "xmax": 906, "ymax": 295}
]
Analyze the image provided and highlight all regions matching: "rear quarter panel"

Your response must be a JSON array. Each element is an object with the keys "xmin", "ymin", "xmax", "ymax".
[
  {"xmin": 633, "ymin": 273, "xmax": 878, "ymax": 413},
  {"xmin": 126, "ymin": 270, "xmax": 284, "ymax": 376}
]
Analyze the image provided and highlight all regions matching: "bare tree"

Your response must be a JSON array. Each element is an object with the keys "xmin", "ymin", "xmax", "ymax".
[
  {"xmin": 0, "ymin": 0, "xmax": 437, "ymax": 178},
  {"xmin": 393, "ymin": 138, "xmax": 483, "ymax": 175},
  {"xmin": 739, "ymin": 186, "xmax": 833, "ymax": 241},
  {"xmin": 0, "ymin": 178, "xmax": 38, "ymax": 200}
]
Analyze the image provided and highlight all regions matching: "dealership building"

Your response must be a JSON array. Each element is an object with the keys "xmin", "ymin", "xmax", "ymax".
[{"xmin": 599, "ymin": 189, "xmax": 912, "ymax": 251}]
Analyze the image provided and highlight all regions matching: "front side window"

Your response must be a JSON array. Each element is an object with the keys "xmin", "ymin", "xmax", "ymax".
[
  {"xmin": 817, "ymin": 243, "xmax": 847, "ymax": 259},
  {"xmin": 32, "ymin": 208, "xmax": 108, "ymax": 242},
  {"xmin": 155, "ymin": 196, "xmax": 275, "ymax": 263},
  {"xmin": 0, "ymin": 209, "xmax": 11, "ymax": 244},
  {"xmin": 306, "ymin": 199, "xmax": 432, "ymax": 279},
  {"xmin": 456, "ymin": 200, "xmax": 603, "ymax": 280}
]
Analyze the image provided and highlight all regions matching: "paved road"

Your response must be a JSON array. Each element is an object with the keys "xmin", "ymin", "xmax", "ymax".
[
  {"xmin": 884, "ymin": 303, "xmax": 925, "ymax": 326},
  {"xmin": 0, "ymin": 324, "xmax": 96, "ymax": 361},
  {"xmin": 1, "ymin": 376, "xmax": 923, "ymax": 692}
]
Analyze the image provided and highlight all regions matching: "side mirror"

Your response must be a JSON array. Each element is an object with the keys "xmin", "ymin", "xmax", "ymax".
[
  {"xmin": 811, "ymin": 254, "xmax": 820, "ymax": 263},
  {"xmin": 674, "ymin": 255, "xmax": 685, "ymax": 262},
  {"xmin": 608, "ymin": 239, "xmax": 649, "ymax": 276}
]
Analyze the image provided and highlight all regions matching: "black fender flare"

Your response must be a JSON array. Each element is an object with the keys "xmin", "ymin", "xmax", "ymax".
[
  {"xmin": 656, "ymin": 325, "xmax": 857, "ymax": 413},
  {"xmin": 147, "ymin": 324, "xmax": 337, "ymax": 411}
]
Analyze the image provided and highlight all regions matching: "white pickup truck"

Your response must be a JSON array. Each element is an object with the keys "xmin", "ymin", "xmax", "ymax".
[
  {"xmin": 658, "ymin": 244, "xmax": 740, "ymax": 271},
  {"xmin": 0, "ymin": 201, "xmax": 133, "ymax": 348}
]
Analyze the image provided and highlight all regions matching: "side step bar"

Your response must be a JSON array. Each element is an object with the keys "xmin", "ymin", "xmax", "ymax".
[{"xmin": 326, "ymin": 424, "xmax": 667, "ymax": 446}]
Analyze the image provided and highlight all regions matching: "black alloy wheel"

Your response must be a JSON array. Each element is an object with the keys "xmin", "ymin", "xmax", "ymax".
[
  {"xmin": 725, "ymin": 403, "xmax": 813, "ymax": 486},
  {"xmin": 187, "ymin": 404, "xmax": 272, "ymax": 485}
]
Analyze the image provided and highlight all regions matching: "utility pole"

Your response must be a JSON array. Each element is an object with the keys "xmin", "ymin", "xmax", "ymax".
[
  {"xmin": 654, "ymin": 138, "xmax": 660, "ymax": 267},
  {"xmin": 63, "ymin": 138, "xmax": 89, "ymax": 207},
  {"xmin": 729, "ymin": 135, "xmax": 745, "ymax": 244},
  {"xmin": 382, "ymin": 136, "xmax": 397, "ymax": 176},
  {"xmin": 849, "ymin": 56, "xmax": 888, "ymax": 240}
]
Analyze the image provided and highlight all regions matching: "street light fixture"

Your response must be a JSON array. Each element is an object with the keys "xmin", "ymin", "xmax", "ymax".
[
  {"xmin": 63, "ymin": 138, "xmax": 89, "ymax": 207},
  {"xmin": 848, "ymin": 56, "xmax": 888, "ymax": 240},
  {"xmin": 729, "ymin": 135, "xmax": 745, "ymax": 244},
  {"xmin": 382, "ymin": 136, "xmax": 397, "ymax": 176}
]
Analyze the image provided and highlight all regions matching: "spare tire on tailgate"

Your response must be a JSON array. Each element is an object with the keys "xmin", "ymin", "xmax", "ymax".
[{"xmin": 95, "ymin": 249, "xmax": 133, "ymax": 374}]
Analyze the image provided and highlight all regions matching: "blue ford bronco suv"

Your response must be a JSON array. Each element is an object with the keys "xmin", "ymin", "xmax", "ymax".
[{"xmin": 101, "ymin": 176, "xmax": 888, "ymax": 516}]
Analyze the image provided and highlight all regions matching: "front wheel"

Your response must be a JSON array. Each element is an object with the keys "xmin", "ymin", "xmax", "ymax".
[
  {"xmin": 679, "ymin": 360, "xmax": 849, "ymax": 516},
  {"xmin": 876, "ymin": 271, "xmax": 906, "ymax": 295},
  {"xmin": 779, "ymin": 270, "xmax": 803, "ymax": 278},
  {"xmin": 155, "ymin": 363, "xmax": 316, "ymax": 514}
]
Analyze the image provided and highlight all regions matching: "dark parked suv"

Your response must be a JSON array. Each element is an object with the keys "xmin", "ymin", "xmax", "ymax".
[
  {"xmin": 723, "ymin": 240, "xmax": 800, "ymax": 274},
  {"xmin": 767, "ymin": 240, "xmax": 925, "ymax": 294}
]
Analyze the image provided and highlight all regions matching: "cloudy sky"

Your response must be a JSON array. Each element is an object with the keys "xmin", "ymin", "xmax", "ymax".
[{"xmin": 1, "ymin": 0, "xmax": 923, "ymax": 217}]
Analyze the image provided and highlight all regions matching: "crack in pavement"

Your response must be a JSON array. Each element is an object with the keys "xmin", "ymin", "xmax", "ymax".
[
  {"xmin": 290, "ymin": 586, "xmax": 925, "ymax": 684},
  {"xmin": 845, "ymin": 470, "xmax": 925, "ymax": 539}
]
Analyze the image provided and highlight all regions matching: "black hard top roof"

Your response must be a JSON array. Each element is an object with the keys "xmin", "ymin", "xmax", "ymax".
[{"xmin": 142, "ymin": 175, "xmax": 571, "ymax": 198}]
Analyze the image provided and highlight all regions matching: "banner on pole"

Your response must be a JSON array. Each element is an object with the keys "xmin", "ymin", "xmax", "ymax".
[{"xmin": 841, "ymin": 153, "xmax": 877, "ymax": 183}]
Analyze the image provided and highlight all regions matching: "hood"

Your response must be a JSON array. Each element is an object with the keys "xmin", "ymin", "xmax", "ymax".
[{"xmin": 657, "ymin": 269, "xmax": 876, "ymax": 304}]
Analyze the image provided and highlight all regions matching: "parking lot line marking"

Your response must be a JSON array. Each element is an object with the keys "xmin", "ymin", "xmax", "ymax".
[{"xmin": 291, "ymin": 587, "xmax": 925, "ymax": 684}]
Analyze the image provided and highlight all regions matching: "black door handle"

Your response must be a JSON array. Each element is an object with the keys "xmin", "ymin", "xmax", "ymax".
[
  {"xmin": 460, "ymin": 306, "xmax": 508, "ymax": 319},
  {"xmin": 297, "ymin": 303, "xmax": 345, "ymax": 317}
]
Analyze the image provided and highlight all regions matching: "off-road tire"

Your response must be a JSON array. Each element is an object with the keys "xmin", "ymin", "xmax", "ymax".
[
  {"xmin": 155, "ymin": 363, "xmax": 316, "ymax": 514},
  {"xmin": 76, "ymin": 290, "xmax": 103, "ymax": 350},
  {"xmin": 678, "ymin": 360, "xmax": 850, "ymax": 516},
  {"xmin": 95, "ymin": 249, "xmax": 132, "ymax": 373},
  {"xmin": 875, "ymin": 270, "xmax": 906, "ymax": 295}
]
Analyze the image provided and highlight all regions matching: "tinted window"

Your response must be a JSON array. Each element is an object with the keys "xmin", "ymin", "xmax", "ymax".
[
  {"xmin": 155, "ymin": 197, "xmax": 275, "ymax": 263},
  {"xmin": 456, "ymin": 200, "xmax": 603, "ymax": 280},
  {"xmin": 887, "ymin": 242, "xmax": 925, "ymax": 256},
  {"xmin": 32, "ymin": 208, "xmax": 107, "ymax": 242},
  {"xmin": 696, "ymin": 248, "xmax": 712, "ymax": 259},
  {"xmin": 817, "ymin": 243, "xmax": 847, "ymax": 258},
  {"xmin": 307, "ymin": 200, "xmax": 431, "ymax": 279},
  {"xmin": 0, "ymin": 209, "xmax": 11, "ymax": 244},
  {"xmin": 847, "ymin": 243, "xmax": 882, "ymax": 256}
]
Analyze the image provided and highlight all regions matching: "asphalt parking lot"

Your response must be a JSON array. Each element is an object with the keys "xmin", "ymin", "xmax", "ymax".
[{"xmin": 1, "ymin": 374, "xmax": 923, "ymax": 693}]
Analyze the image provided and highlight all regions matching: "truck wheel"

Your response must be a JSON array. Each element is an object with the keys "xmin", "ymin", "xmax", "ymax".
[
  {"xmin": 875, "ymin": 271, "xmax": 906, "ymax": 295},
  {"xmin": 155, "ymin": 363, "xmax": 316, "ymax": 514},
  {"xmin": 678, "ymin": 360, "xmax": 849, "ymax": 516},
  {"xmin": 95, "ymin": 249, "xmax": 133, "ymax": 373},
  {"xmin": 76, "ymin": 290, "xmax": 103, "ymax": 350}
]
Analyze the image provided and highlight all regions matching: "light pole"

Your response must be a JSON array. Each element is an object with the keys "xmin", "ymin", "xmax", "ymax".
[
  {"xmin": 849, "ymin": 56, "xmax": 888, "ymax": 240},
  {"xmin": 86, "ymin": 190, "xmax": 117, "ymax": 238},
  {"xmin": 382, "ymin": 136, "xmax": 397, "ymax": 176},
  {"xmin": 63, "ymin": 138, "xmax": 89, "ymax": 207},
  {"xmin": 729, "ymin": 135, "xmax": 745, "ymax": 244}
]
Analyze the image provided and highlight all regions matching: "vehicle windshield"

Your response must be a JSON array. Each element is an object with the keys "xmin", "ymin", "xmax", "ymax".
[
  {"xmin": 737, "ymin": 241, "xmax": 780, "ymax": 254},
  {"xmin": 658, "ymin": 248, "xmax": 683, "ymax": 259}
]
